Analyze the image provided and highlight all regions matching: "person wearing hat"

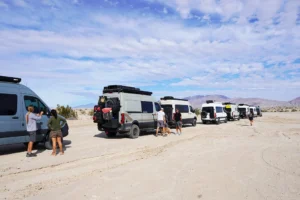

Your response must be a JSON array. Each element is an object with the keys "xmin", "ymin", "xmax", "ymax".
[{"xmin": 156, "ymin": 107, "xmax": 166, "ymax": 137}]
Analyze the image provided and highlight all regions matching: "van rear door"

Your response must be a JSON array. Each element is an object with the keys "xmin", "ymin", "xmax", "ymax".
[{"xmin": 0, "ymin": 93, "xmax": 26, "ymax": 145}]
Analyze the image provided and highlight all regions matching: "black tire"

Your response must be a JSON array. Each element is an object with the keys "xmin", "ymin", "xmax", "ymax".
[
  {"xmin": 215, "ymin": 118, "xmax": 220, "ymax": 125},
  {"xmin": 224, "ymin": 118, "xmax": 227, "ymax": 123},
  {"xmin": 44, "ymin": 135, "xmax": 63, "ymax": 150},
  {"xmin": 44, "ymin": 135, "xmax": 52, "ymax": 150},
  {"xmin": 192, "ymin": 119, "xmax": 197, "ymax": 126},
  {"xmin": 106, "ymin": 132, "xmax": 117, "ymax": 138},
  {"xmin": 202, "ymin": 120, "xmax": 206, "ymax": 124},
  {"xmin": 129, "ymin": 124, "xmax": 140, "ymax": 139}
]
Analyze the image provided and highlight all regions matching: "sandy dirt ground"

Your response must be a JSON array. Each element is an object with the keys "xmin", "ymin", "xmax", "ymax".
[{"xmin": 1, "ymin": 113, "xmax": 300, "ymax": 200}]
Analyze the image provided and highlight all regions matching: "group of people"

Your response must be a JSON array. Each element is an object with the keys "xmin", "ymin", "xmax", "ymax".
[
  {"xmin": 156, "ymin": 108, "xmax": 182, "ymax": 137},
  {"xmin": 25, "ymin": 106, "xmax": 66, "ymax": 157}
]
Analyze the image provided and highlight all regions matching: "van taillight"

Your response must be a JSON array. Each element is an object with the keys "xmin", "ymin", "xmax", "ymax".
[
  {"xmin": 121, "ymin": 113, "xmax": 125, "ymax": 124},
  {"xmin": 94, "ymin": 106, "xmax": 101, "ymax": 112},
  {"xmin": 214, "ymin": 113, "xmax": 216, "ymax": 118},
  {"xmin": 97, "ymin": 107, "xmax": 101, "ymax": 112},
  {"xmin": 93, "ymin": 116, "xmax": 97, "ymax": 121}
]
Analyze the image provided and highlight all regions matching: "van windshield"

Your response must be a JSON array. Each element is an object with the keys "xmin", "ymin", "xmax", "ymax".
[
  {"xmin": 202, "ymin": 107, "xmax": 214, "ymax": 113},
  {"xmin": 224, "ymin": 107, "xmax": 231, "ymax": 113},
  {"xmin": 161, "ymin": 104, "xmax": 172, "ymax": 110},
  {"xmin": 238, "ymin": 108, "xmax": 246, "ymax": 112}
]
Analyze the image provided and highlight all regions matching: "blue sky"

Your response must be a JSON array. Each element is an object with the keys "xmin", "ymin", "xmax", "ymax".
[{"xmin": 1, "ymin": 0, "xmax": 300, "ymax": 107}]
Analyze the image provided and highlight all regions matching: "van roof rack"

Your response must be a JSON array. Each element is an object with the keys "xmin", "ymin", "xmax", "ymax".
[
  {"xmin": 206, "ymin": 100, "xmax": 215, "ymax": 104},
  {"xmin": 222, "ymin": 102, "xmax": 236, "ymax": 105},
  {"xmin": 238, "ymin": 104, "xmax": 249, "ymax": 106},
  {"xmin": 0, "ymin": 76, "xmax": 21, "ymax": 83},
  {"xmin": 160, "ymin": 96, "xmax": 188, "ymax": 101},
  {"xmin": 103, "ymin": 85, "xmax": 152, "ymax": 96}
]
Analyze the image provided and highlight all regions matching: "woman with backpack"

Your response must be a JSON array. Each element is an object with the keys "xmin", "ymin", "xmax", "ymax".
[
  {"xmin": 249, "ymin": 110, "xmax": 254, "ymax": 126},
  {"xmin": 47, "ymin": 109, "xmax": 66, "ymax": 156}
]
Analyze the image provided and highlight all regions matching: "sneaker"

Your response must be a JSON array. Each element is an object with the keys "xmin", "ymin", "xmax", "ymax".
[{"xmin": 26, "ymin": 153, "xmax": 37, "ymax": 157}]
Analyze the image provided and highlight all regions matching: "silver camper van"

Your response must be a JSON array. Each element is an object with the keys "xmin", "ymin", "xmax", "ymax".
[{"xmin": 0, "ymin": 76, "xmax": 69, "ymax": 149}]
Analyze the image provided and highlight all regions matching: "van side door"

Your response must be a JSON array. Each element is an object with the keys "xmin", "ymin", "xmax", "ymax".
[
  {"xmin": 141, "ymin": 101, "xmax": 155, "ymax": 130},
  {"xmin": 0, "ymin": 93, "xmax": 26, "ymax": 145},
  {"xmin": 23, "ymin": 95, "xmax": 50, "ymax": 141}
]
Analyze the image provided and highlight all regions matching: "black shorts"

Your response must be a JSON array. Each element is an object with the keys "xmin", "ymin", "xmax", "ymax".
[
  {"xmin": 175, "ymin": 121, "xmax": 182, "ymax": 128},
  {"xmin": 28, "ymin": 131, "xmax": 36, "ymax": 142}
]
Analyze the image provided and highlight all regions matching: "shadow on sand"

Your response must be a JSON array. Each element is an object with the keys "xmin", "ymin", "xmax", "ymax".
[{"xmin": 0, "ymin": 140, "xmax": 72, "ymax": 156}]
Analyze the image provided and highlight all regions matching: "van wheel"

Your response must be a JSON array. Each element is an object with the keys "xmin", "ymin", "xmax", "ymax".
[
  {"xmin": 202, "ymin": 120, "xmax": 206, "ymax": 124},
  {"xmin": 215, "ymin": 118, "xmax": 220, "ymax": 125},
  {"xmin": 224, "ymin": 118, "xmax": 227, "ymax": 123},
  {"xmin": 129, "ymin": 124, "xmax": 140, "ymax": 139},
  {"xmin": 44, "ymin": 136, "xmax": 52, "ymax": 150},
  {"xmin": 192, "ymin": 119, "xmax": 197, "ymax": 126}
]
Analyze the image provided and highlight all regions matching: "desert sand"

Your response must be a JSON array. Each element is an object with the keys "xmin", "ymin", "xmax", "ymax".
[{"xmin": 0, "ymin": 112, "xmax": 300, "ymax": 200}]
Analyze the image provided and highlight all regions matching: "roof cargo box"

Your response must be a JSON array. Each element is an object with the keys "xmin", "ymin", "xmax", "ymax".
[
  {"xmin": 160, "ymin": 96, "xmax": 188, "ymax": 101},
  {"xmin": 103, "ymin": 85, "xmax": 152, "ymax": 96},
  {"xmin": 206, "ymin": 100, "xmax": 215, "ymax": 104},
  {"xmin": 0, "ymin": 76, "xmax": 21, "ymax": 83}
]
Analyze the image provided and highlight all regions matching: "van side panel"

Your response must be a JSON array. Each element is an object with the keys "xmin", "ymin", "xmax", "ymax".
[{"xmin": 0, "ymin": 85, "xmax": 28, "ymax": 145}]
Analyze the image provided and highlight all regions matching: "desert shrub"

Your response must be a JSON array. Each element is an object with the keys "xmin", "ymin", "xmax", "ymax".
[
  {"xmin": 80, "ymin": 110, "xmax": 86, "ymax": 115},
  {"xmin": 291, "ymin": 109, "xmax": 297, "ymax": 112},
  {"xmin": 56, "ymin": 104, "xmax": 78, "ymax": 119},
  {"xmin": 194, "ymin": 108, "xmax": 200, "ymax": 116},
  {"xmin": 88, "ymin": 109, "xmax": 94, "ymax": 116}
]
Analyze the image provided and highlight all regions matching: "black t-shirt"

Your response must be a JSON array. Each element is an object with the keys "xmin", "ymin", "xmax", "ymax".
[{"xmin": 174, "ymin": 113, "xmax": 181, "ymax": 121}]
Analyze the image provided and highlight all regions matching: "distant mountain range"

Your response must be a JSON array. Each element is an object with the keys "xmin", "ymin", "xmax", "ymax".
[
  {"xmin": 74, "ymin": 96, "xmax": 300, "ymax": 109},
  {"xmin": 185, "ymin": 95, "xmax": 300, "ymax": 108}
]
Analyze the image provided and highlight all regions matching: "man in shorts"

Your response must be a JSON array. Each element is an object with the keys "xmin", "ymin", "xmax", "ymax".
[
  {"xmin": 25, "ymin": 106, "xmax": 43, "ymax": 157},
  {"xmin": 174, "ymin": 109, "xmax": 182, "ymax": 135},
  {"xmin": 156, "ymin": 108, "xmax": 166, "ymax": 137}
]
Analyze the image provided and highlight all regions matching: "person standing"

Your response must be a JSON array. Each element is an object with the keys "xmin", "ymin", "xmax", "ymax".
[
  {"xmin": 249, "ymin": 110, "xmax": 254, "ymax": 126},
  {"xmin": 25, "ymin": 106, "xmax": 43, "ymax": 157},
  {"xmin": 47, "ymin": 109, "xmax": 66, "ymax": 156},
  {"xmin": 156, "ymin": 108, "xmax": 166, "ymax": 137},
  {"xmin": 174, "ymin": 109, "xmax": 182, "ymax": 135}
]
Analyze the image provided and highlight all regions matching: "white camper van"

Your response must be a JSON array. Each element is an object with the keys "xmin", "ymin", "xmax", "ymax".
[
  {"xmin": 93, "ymin": 85, "xmax": 160, "ymax": 139},
  {"xmin": 160, "ymin": 96, "xmax": 197, "ymax": 127},
  {"xmin": 238, "ymin": 104, "xmax": 250, "ymax": 119},
  {"xmin": 249, "ymin": 106, "xmax": 258, "ymax": 117},
  {"xmin": 0, "ymin": 76, "xmax": 69, "ymax": 149},
  {"xmin": 222, "ymin": 102, "xmax": 240, "ymax": 121},
  {"xmin": 201, "ymin": 100, "xmax": 227, "ymax": 124}
]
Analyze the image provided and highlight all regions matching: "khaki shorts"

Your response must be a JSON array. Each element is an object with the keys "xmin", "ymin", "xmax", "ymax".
[{"xmin": 50, "ymin": 130, "xmax": 62, "ymax": 138}]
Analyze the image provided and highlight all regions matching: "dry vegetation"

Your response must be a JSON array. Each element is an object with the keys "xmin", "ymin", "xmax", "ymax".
[{"xmin": 261, "ymin": 106, "xmax": 300, "ymax": 112}]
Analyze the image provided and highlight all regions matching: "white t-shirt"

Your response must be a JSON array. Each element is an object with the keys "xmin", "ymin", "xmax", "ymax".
[
  {"xmin": 25, "ymin": 112, "xmax": 42, "ymax": 132},
  {"xmin": 157, "ymin": 111, "xmax": 165, "ymax": 121}
]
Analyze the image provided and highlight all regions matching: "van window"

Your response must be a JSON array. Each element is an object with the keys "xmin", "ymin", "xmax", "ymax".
[
  {"xmin": 0, "ymin": 93, "xmax": 17, "ymax": 115},
  {"xmin": 175, "ymin": 105, "xmax": 189, "ymax": 113},
  {"xmin": 155, "ymin": 102, "xmax": 161, "ymax": 112},
  {"xmin": 141, "ymin": 101, "xmax": 153, "ymax": 113},
  {"xmin": 189, "ymin": 106, "xmax": 194, "ymax": 113},
  {"xmin": 24, "ymin": 96, "xmax": 48, "ymax": 114},
  {"xmin": 216, "ymin": 107, "xmax": 223, "ymax": 113}
]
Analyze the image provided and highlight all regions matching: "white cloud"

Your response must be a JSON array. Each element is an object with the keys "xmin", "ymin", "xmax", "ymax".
[
  {"xmin": 0, "ymin": 1, "xmax": 8, "ymax": 8},
  {"xmin": 0, "ymin": 0, "xmax": 299, "ymax": 105},
  {"xmin": 12, "ymin": 0, "xmax": 28, "ymax": 7}
]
